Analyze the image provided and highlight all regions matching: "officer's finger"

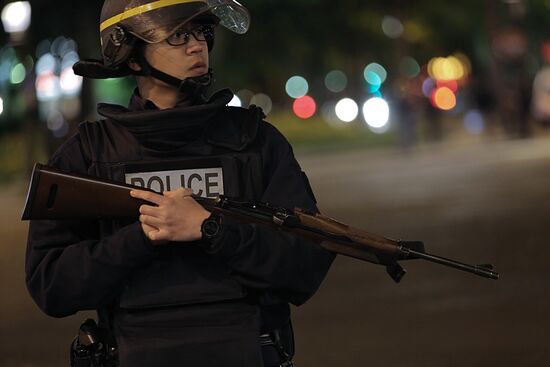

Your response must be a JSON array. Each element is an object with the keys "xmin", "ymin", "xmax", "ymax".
[
  {"xmin": 130, "ymin": 189, "xmax": 163, "ymax": 205},
  {"xmin": 140, "ymin": 214, "xmax": 162, "ymax": 227},
  {"xmin": 139, "ymin": 204, "xmax": 160, "ymax": 217}
]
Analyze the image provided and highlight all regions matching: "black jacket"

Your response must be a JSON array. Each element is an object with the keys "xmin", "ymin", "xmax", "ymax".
[{"xmin": 25, "ymin": 89, "xmax": 335, "ymax": 366}]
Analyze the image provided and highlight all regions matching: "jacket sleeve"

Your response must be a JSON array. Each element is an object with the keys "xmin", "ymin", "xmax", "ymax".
[
  {"xmin": 25, "ymin": 135, "xmax": 154, "ymax": 317},
  {"xmin": 204, "ymin": 122, "xmax": 336, "ymax": 306}
]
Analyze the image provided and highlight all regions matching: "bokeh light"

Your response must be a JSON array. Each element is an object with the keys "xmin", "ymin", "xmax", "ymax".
[
  {"xmin": 431, "ymin": 87, "xmax": 456, "ymax": 110},
  {"xmin": 94, "ymin": 78, "xmax": 133, "ymax": 106},
  {"xmin": 36, "ymin": 72, "xmax": 60, "ymax": 102},
  {"xmin": 293, "ymin": 95, "xmax": 316, "ymax": 119},
  {"xmin": 36, "ymin": 39, "xmax": 51, "ymax": 59},
  {"xmin": 362, "ymin": 97, "xmax": 390, "ymax": 129},
  {"xmin": 59, "ymin": 68, "xmax": 82, "ymax": 95},
  {"xmin": 10, "ymin": 63, "xmax": 25, "ymax": 84},
  {"xmin": 422, "ymin": 77, "xmax": 436, "ymax": 98},
  {"xmin": 1, "ymin": 1, "xmax": 31, "ymax": 33},
  {"xmin": 335, "ymin": 98, "xmax": 358, "ymax": 122},
  {"xmin": 0, "ymin": 47, "xmax": 15, "ymax": 83},
  {"xmin": 0, "ymin": 97, "xmax": 3, "ymax": 115},
  {"xmin": 35, "ymin": 53, "xmax": 56, "ymax": 75},
  {"xmin": 324, "ymin": 70, "xmax": 347, "ymax": 93},
  {"xmin": 61, "ymin": 51, "xmax": 79, "ymax": 70},
  {"xmin": 436, "ymin": 79, "xmax": 458, "ymax": 93},
  {"xmin": 35, "ymin": 53, "xmax": 60, "ymax": 102},
  {"xmin": 228, "ymin": 94, "xmax": 242, "ymax": 107},
  {"xmin": 464, "ymin": 109, "xmax": 484, "ymax": 134},
  {"xmin": 250, "ymin": 93, "xmax": 272, "ymax": 115},
  {"xmin": 428, "ymin": 56, "xmax": 466, "ymax": 81},
  {"xmin": 399, "ymin": 57, "xmax": 420, "ymax": 78},
  {"xmin": 46, "ymin": 110, "xmax": 64, "ymax": 131},
  {"xmin": 285, "ymin": 75, "xmax": 309, "ymax": 99},
  {"xmin": 364, "ymin": 63, "xmax": 387, "ymax": 85},
  {"xmin": 236, "ymin": 89, "xmax": 253, "ymax": 107},
  {"xmin": 381, "ymin": 16, "xmax": 404, "ymax": 39}
]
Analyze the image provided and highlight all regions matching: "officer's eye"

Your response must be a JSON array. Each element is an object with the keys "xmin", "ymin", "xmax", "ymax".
[{"xmin": 173, "ymin": 29, "xmax": 187, "ymax": 39}]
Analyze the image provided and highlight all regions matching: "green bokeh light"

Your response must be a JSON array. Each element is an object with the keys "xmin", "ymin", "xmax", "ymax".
[
  {"xmin": 10, "ymin": 63, "xmax": 26, "ymax": 85},
  {"xmin": 94, "ymin": 77, "xmax": 136, "ymax": 105},
  {"xmin": 399, "ymin": 56, "xmax": 420, "ymax": 78}
]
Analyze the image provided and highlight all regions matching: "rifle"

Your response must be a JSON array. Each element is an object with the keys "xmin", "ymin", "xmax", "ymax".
[{"xmin": 22, "ymin": 163, "xmax": 499, "ymax": 282}]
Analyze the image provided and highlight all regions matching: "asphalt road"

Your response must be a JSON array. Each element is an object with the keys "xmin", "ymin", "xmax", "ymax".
[{"xmin": 1, "ymin": 135, "xmax": 549, "ymax": 366}]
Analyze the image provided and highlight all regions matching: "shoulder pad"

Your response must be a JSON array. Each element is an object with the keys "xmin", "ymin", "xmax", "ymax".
[
  {"xmin": 206, "ymin": 105, "xmax": 264, "ymax": 151},
  {"xmin": 78, "ymin": 119, "xmax": 140, "ymax": 163}
]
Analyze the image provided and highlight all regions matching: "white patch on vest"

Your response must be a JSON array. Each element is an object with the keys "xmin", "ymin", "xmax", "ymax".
[{"xmin": 125, "ymin": 167, "xmax": 224, "ymax": 198}]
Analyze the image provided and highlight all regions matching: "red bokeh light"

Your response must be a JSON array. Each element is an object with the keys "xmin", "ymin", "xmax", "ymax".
[
  {"xmin": 293, "ymin": 96, "xmax": 316, "ymax": 119},
  {"xmin": 436, "ymin": 79, "xmax": 458, "ymax": 93}
]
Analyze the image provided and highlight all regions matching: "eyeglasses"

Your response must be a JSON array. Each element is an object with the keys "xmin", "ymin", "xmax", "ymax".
[{"xmin": 166, "ymin": 24, "xmax": 215, "ymax": 46}]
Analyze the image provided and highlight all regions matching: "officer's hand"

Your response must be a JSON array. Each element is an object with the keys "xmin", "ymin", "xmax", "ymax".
[{"xmin": 130, "ymin": 188, "xmax": 211, "ymax": 243}]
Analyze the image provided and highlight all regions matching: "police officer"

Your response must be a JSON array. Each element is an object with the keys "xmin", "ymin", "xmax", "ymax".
[{"xmin": 25, "ymin": 1, "xmax": 335, "ymax": 366}]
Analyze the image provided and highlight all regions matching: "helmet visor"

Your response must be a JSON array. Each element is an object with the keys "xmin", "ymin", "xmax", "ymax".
[{"xmin": 101, "ymin": 0, "xmax": 250, "ymax": 44}]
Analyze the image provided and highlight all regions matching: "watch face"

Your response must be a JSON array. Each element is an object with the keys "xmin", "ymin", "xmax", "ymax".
[{"xmin": 203, "ymin": 215, "xmax": 220, "ymax": 238}]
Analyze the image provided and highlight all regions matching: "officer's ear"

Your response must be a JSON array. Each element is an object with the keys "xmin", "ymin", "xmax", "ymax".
[{"xmin": 127, "ymin": 43, "xmax": 145, "ymax": 72}]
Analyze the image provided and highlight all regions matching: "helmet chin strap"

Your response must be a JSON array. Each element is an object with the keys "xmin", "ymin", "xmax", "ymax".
[{"xmin": 136, "ymin": 53, "xmax": 214, "ymax": 97}]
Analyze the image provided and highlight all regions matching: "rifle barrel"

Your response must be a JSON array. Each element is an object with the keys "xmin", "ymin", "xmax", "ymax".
[{"xmin": 404, "ymin": 248, "xmax": 499, "ymax": 280}]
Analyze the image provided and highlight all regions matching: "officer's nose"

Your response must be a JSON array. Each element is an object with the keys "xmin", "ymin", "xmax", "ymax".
[{"xmin": 185, "ymin": 35, "xmax": 206, "ymax": 55}]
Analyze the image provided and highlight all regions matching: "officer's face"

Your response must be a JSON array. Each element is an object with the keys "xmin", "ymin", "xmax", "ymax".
[{"xmin": 143, "ymin": 22, "xmax": 210, "ymax": 83}]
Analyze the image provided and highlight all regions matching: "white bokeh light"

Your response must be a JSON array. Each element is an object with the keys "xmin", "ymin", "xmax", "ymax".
[
  {"xmin": 228, "ymin": 94, "xmax": 242, "ymax": 107},
  {"xmin": 36, "ymin": 72, "xmax": 61, "ymax": 102},
  {"xmin": 335, "ymin": 98, "xmax": 359, "ymax": 122},
  {"xmin": 250, "ymin": 93, "xmax": 272, "ymax": 115},
  {"xmin": 362, "ymin": 97, "xmax": 390, "ymax": 129},
  {"xmin": 60, "ymin": 67, "xmax": 83, "ymax": 95},
  {"xmin": 1, "ymin": 1, "xmax": 31, "ymax": 33},
  {"xmin": 36, "ymin": 53, "xmax": 57, "ymax": 75}
]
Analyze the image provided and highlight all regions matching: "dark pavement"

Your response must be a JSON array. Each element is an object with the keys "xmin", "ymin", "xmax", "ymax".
[{"xmin": 1, "ymin": 135, "xmax": 549, "ymax": 366}]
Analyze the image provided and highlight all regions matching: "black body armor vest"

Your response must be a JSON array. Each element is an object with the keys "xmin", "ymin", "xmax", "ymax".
[{"xmin": 78, "ymin": 101, "xmax": 266, "ymax": 310}]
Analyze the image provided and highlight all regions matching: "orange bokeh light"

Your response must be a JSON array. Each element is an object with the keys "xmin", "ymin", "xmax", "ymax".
[{"xmin": 431, "ymin": 87, "xmax": 456, "ymax": 110}]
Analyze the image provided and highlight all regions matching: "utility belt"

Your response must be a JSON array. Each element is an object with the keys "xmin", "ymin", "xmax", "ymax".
[{"xmin": 70, "ymin": 319, "xmax": 295, "ymax": 367}]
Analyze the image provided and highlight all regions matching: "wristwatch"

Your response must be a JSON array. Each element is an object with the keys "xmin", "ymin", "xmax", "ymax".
[{"xmin": 201, "ymin": 212, "xmax": 222, "ymax": 241}]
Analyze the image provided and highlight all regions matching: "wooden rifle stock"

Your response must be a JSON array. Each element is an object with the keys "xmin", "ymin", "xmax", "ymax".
[
  {"xmin": 22, "ymin": 164, "xmax": 499, "ymax": 282},
  {"xmin": 21, "ymin": 163, "xmax": 147, "ymax": 220}
]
